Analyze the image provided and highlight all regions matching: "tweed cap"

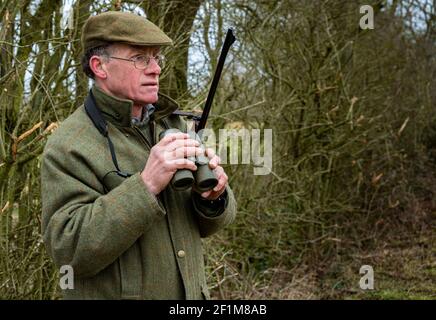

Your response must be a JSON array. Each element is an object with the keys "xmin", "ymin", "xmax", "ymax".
[{"xmin": 81, "ymin": 11, "xmax": 173, "ymax": 51}]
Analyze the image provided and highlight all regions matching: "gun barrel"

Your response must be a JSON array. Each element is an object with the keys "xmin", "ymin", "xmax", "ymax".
[{"xmin": 197, "ymin": 28, "xmax": 236, "ymax": 133}]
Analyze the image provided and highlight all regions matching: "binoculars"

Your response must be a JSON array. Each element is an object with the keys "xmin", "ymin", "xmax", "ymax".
[{"xmin": 159, "ymin": 129, "xmax": 218, "ymax": 192}]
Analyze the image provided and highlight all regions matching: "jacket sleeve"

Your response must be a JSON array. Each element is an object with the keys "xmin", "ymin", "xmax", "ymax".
[
  {"xmin": 191, "ymin": 185, "xmax": 237, "ymax": 238},
  {"xmin": 41, "ymin": 140, "xmax": 165, "ymax": 278}
]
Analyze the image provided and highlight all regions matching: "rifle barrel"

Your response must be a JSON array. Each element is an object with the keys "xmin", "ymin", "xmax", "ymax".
[{"xmin": 197, "ymin": 28, "xmax": 236, "ymax": 133}]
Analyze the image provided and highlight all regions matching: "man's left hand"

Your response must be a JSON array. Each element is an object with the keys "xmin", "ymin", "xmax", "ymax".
[{"xmin": 197, "ymin": 148, "xmax": 228, "ymax": 200}]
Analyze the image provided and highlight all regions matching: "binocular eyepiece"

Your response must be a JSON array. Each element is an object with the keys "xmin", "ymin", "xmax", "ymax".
[{"xmin": 159, "ymin": 129, "xmax": 218, "ymax": 192}]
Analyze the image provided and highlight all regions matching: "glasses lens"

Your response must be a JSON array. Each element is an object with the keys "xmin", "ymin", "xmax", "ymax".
[
  {"xmin": 156, "ymin": 55, "xmax": 165, "ymax": 68},
  {"xmin": 135, "ymin": 55, "xmax": 165, "ymax": 69}
]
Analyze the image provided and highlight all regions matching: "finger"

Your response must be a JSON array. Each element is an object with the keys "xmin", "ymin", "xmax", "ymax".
[
  {"xmin": 205, "ymin": 148, "xmax": 216, "ymax": 159},
  {"xmin": 201, "ymin": 190, "xmax": 212, "ymax": 198},
  {"xmin": 166, "ymin": 147, "xmax": 205, "ymax": 160},
  {"xmin": 165, "ymin": 138, "xmax": 200, "ymax": 152},
  {"xmin": 213, "ymin": 165, "xmax": 224, "ymax": 177},
  {"xmin": 213, "ymin": 179, "xmax": 227, "ymax": 193},
  {"xmin": 213, "ymin": 171, "xmax": 227, "ymax": 192},
  {"xmin": 159, "ymin": 132, "xmax": 190, "ymax": 146},
  {"xmin": 170, "ymin": 158, "xmax": 197, "ymax": 171},
  {"xmin": 201, "ymin": 188, "xmax": 226, "ymax": 200},
  {"xmin": 208, "ymin": 155, "xmax": 221, "ymax": 169}
]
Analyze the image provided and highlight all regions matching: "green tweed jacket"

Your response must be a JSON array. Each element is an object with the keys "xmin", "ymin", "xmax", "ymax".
[{"xmin": 41, "ymin": 86, "xmax": 237, "ymax": 300}]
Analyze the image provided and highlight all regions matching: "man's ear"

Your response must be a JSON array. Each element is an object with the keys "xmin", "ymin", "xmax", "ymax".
[{"xmin": 89, "ymin": 56, "xmax": 108, "ymax": 79}]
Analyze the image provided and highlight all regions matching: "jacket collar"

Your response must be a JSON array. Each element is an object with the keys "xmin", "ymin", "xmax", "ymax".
[{"xmin": 91, "ymin": 85, "xmax": 179, "ymax": 127}]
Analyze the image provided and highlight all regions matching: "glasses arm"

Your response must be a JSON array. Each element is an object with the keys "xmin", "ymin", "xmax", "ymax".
[{"xmin": 108, "ymin": 56, "xmax": 134, "ymax": 62}]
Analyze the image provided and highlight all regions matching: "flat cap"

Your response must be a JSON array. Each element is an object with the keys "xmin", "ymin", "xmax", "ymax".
[{"xmin": 81, "ymin": 11, "xmax": 173, "ymax": 51}]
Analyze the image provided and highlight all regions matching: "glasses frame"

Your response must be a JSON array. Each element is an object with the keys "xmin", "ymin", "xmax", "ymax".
[{"xmin": 108, "ymin": 54, "xmax": 165, "ymax": 70}]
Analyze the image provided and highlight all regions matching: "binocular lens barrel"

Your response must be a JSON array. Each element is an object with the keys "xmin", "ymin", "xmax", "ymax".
[
  {"xmin": 194, "ymin": 164, "xmax": 218, "ymax": 191},
  {"xmin": 159, "ymin": 129, "xmax": 218, "ymax": 192},
  {"xmin": 172, "ymin": 169, "xmax": 195, "ymax": 190}
]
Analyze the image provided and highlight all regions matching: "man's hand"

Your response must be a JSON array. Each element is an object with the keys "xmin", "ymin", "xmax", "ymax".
[
  {"xmin": 196, "ymin": 148, "xmax": 228, "ymax": 200},
  {"xmin": 141, "ymin": 132, "xmax": 204, "ymax": 195}
]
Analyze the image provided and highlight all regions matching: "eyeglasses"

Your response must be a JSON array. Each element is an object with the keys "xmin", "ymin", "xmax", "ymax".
[{"xmin": 108, "ymin": 54, "xmax": 165, "ymax": 70}]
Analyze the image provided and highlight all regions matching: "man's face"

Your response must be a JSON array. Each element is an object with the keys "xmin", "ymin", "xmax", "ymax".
[{"xmin": 100, "ymin": 44, "xmax": 161, "ymax": 105}]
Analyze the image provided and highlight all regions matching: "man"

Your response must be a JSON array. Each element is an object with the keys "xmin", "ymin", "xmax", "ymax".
[{"xmin": 41, "ymin": 11, "xmax": 236, "ymax": 300}]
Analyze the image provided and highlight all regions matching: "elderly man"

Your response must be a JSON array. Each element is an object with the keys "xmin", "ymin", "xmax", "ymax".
[{"xmin": 41, "ymin": 11, "xmax": 236, "ymax": 300}]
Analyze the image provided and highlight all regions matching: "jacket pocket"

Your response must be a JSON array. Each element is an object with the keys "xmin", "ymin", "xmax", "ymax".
[{"xmin": 118, "ymin": 242, "xmax": 143, "ymax": 300}]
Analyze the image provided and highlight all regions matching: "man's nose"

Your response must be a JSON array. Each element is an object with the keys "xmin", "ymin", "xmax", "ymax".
[{"xmin": 145, "ymin": 58, "xmax": 161, "ymax": 75}]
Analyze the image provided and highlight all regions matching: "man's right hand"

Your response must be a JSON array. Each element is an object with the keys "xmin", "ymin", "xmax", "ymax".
[{"xmin": 140, "ymin": 132, "xmax": 203, "ymax": 195}]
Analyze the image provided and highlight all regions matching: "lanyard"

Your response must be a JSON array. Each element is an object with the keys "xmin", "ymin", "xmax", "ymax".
[{"xmin": 84, "ymin": 90, "xmax": 132, "ymax": 179}]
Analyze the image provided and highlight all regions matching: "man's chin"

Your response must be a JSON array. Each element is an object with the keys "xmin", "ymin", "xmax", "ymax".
[{"xmin": 136, "ymin": 94, "xmax": 158, "ymax": 105}]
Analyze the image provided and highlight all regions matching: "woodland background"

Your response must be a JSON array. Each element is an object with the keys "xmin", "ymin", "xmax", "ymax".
[{"xmin": 0, "ymin": 0, "xmax": 435, "ymax": 299}]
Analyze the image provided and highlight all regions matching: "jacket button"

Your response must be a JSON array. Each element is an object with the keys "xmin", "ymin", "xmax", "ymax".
[{"xmin": 177, "ymin": 250, "xmax": 186, "ymax": 258}]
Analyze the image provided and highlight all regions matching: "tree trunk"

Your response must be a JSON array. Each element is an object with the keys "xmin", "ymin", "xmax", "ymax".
[{"xmin": 142, "ymin": 0, "xmax": 203, "ymax": 101}]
